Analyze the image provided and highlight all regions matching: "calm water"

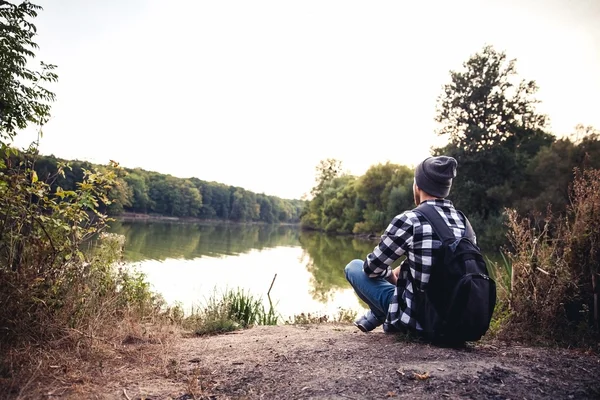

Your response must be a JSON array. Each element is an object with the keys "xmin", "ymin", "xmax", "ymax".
[{"xmin": 108, "ymin": 221, "xmax": 375, "ymax": 319}]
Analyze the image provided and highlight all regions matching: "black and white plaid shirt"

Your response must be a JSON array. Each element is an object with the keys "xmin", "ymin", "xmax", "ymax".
[{"xmin": 363, "ymin": 199, "xmax": 473, "ymax": 331}]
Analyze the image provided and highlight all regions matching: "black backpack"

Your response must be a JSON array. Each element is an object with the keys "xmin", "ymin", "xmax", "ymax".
[{"xmin": 413, "ymin": 203, "xmax": 497, "ymax": 343}]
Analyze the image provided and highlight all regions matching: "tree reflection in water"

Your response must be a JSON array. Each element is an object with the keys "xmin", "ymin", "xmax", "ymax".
[{"xmin": 299, "ymin": 231, "xmax": 375, "ymax": 303}]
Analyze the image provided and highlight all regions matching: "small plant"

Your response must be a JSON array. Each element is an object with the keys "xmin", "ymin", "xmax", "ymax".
[
  {"xmin": 334, "ymin": 307, "xmax": 358, "ymax": 323},
  {"xmin": 165, "ymin": 302, "xmax": 185, "ymax": 325},
  {"xmin": 185, "ymin": 288, "xmax": 278, "ymax": 335},
  {"xmin": 485, "ymin": 251, "xmax": 513, "ymax": 337},
  {"xmin": 486, "ymin": 251, "xmax": 513, "ymax": 304},
  {"xmin": 257, "ymin": 306, "xmax": 279, "ymax": 326},
  {"xmin": 288, "ymin": 312, "xmax": 329, "ymax": 325},
  {"xmin": 226, "ymin": 289, "xmax": 264, "ymax": 328},
  {"xmin": 286, "ymin": 308, "xmax": 358, "ymax": 325},
  {"xmin": 187, "ymin": 292, "xmax": 240, "ymax": 336}
]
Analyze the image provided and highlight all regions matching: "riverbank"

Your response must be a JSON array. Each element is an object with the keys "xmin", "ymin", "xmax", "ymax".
[
  {"xmin": 116, "ymin": 212, "xmax": 302, "ymax": 226},
  {"xmin": 116, "ymin": 213, "xmax": 383, "ymax": 244},
  {"xmin": 13, "ymin": 324, "xmax": 600, "ymax": 399}
]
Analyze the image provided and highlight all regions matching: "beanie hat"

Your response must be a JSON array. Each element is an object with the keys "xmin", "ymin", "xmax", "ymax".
[{"xmin": 414, "ymin": 156, "xmax": 458, "ymax": 198}]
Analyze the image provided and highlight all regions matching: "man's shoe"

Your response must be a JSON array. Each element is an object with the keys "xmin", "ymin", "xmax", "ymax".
[{"xmin": 354, "ymin": 313, "xmax": 378, "ymax": 332}]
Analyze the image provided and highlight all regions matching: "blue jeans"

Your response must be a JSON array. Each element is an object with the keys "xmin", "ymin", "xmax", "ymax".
[{"xmin": 344, "ymin": 259, "xmax": 395, "ymax": 329}]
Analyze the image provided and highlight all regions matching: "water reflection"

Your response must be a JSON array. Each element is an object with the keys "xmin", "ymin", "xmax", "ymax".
[
  {"xmin": 299, "ymin": 231, "xmax": 375, "ymax": 302},
  {"xmin": 110, "ymin": 221, "xmax": 300, "ymax": 261},
  {"xmin": 108, "ymin": 221, "xmax": 375, "ymax": 317}
]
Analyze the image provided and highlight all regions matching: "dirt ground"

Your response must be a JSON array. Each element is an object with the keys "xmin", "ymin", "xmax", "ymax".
[
  {"xmin": 85, "ymin": 324, "xmax": 598, "ymax": 400},
  {"xmin": 14, "ymin": 324, "xmax": 600, "ymax": 399}
]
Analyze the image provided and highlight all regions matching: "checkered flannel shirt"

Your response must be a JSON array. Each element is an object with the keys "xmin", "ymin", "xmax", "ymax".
[{"xmin": 363, "ymin": 199, "xmax": 474, "ymax": 331}]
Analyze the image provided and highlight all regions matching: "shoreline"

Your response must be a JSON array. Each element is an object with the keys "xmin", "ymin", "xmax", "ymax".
[
  {"xmin": 115, "ymin": 212, "xmax": 302, "ymax": 226},
  {"xmin": 114, "ymin": 212, "xmax": 379, "ymax": 241}
]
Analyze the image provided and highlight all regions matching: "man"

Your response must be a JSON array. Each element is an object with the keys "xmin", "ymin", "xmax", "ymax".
[{"xmin": 345, "ymin": 155, "xmax": 475, "ymax": 333}]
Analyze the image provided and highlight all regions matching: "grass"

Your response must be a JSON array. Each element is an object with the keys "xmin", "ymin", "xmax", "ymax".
[
  {"xmin": 485, "ymin": 251, "xmax": 513, "ymax": 337},
  {"xmin": 181, "ymin": 287, "xmax": 359, "ymax": 334},
  {"xmin": 184, "ymin": 288, "xmax": 280, "ymax": 336}
]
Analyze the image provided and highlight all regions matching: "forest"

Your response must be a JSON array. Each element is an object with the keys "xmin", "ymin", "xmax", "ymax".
[{"xmin": 21, "ymin": 153, "xmax": 306, "ymax": 223}]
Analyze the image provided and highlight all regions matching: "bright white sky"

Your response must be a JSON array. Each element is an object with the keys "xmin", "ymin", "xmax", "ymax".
[{"xmin": 12, "ymin": 0, "xmax": 600, "ymax": 200}]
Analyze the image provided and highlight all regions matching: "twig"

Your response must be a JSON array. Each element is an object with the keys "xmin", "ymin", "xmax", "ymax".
[
  {"xmin": 32, "ymin": 215, "xmax": 56, "ymax": 253},
  {"xmin": 267, "ymin": 273, "xmax": 277, "ymax": 297},
  {"xmin": 122, "ymin": 388, "xmax": 131, "ymax": 400},
  {"xmin": 267, "ymin": 273, "xmax": 277, "ymax": 316},
  {"xmin": 536, "ymin": 267, "xmax": 550, "ymax": 275}
]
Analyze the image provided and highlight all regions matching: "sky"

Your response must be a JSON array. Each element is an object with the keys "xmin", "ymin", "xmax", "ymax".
[{"xmin": 12, "ymin": 0, "xmax": 600, "ymax": 200}]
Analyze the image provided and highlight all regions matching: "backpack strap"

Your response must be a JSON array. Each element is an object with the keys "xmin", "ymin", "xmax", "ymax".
[
  {"xmin": 459, "ymin": 210, "xmax": 476, "ymax": 241},
  {"xmin": 415, "ymin": 203, "xmax": 475, "ymax": 242}
]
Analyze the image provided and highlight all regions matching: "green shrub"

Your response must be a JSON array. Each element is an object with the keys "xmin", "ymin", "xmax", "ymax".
[
  {"xmin": 0, "ymin": 149, "xmax": 163, "ymax": 392},
  {"xmin": 1, "ymin": 152, "xmax": 129, "ymax": 342}
]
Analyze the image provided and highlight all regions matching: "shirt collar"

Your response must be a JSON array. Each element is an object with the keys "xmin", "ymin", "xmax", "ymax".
[{"xmin": 420, "ymin": 198, "xmax": 454, "ymax": 208}]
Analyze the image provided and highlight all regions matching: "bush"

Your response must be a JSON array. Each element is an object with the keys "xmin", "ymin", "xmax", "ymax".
[
  {"xmin": 502, "ymin": 167, "xmax": 600, "ymax": 345},
  {"xmin": 0, "ymin": 151, "xmax": 162, "ymax": 389}
]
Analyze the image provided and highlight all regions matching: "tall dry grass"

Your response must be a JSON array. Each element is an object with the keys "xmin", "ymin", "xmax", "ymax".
[{"xmin": 502, "ymin": 167, "xmax": 600, "ymax": 345}]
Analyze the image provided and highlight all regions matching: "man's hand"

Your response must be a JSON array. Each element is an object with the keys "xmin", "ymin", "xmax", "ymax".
[{"xmin": 386, "ymin": 266, "xmax": 400, "ymax": 285}]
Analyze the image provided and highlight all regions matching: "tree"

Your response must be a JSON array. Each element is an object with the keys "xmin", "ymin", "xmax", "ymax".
[
  {"xmin": 0, "ymin": 1, "xmax": 57, "ymax": 156},
  {"xmin": 106, "ymin": 176, "xmax": 133, "ymax": 215},
  {"xmin": 124, "ymin": 171, "xmax": 152, "ymax": 213},
  {"xmin": 302, "ymin": 159, "xmax": 346, "ymax": 230},
  {"xmin": 311, "ymin": 158, "xmax": 343, "ymax": 197},
  {"xmin": 320, "ymin": 175, "xmax": 359, "ymax": 233},
  {"xmin": 434, "ymin": 46, "xmax": 553, "ymax": 246},
  {"xmin": 230, "ymin": 188, "xmax": 258, "ymax": 221},
  {"xmin": 513, "ymin": 125, "xmax": 600, "ymax": 215},
  {"xmin": 301, "ymin": 160, "xmax": 415, "ymax": 234},
  {"xmin": 352, "ymin": 163, "xmax": 414, "ymax": 234},
  {"xmin": 257, "ymin": 194, "xmax": 275, "ymax": 223},
  {"xmin": 436, "ymin": 45, "xmax": 548, "ymax": 153}
]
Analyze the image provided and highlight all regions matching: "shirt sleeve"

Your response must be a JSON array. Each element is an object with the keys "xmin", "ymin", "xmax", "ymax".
[{"xmin": 363, "ymin": 212, "xmax": 414, "ymax": 278}]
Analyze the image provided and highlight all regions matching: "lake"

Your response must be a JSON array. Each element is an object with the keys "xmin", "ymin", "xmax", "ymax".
[{"xmin": 108, "ymin": 220, "xmax": 375, "ymax": 320}]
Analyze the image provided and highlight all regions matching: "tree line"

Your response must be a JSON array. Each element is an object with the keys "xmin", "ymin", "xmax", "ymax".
[
  {"xmin": 29, "ymin": 153, "xmax": 305, "ymax": 223},
  {"xmin": 301, "ymin": 46, "xmax": 600, "ymax": 250}
]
